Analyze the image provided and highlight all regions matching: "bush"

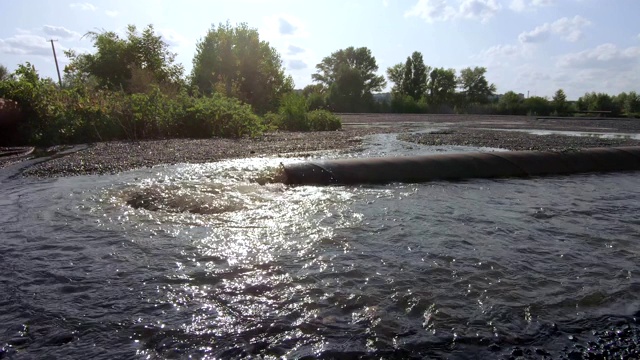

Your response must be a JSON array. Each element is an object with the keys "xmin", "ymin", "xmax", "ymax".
[
  {"xmin": 261, "ymin": 112, "xmax": 281, "ymax": 131},
  {"xmin": 278, "ymin": 92, "xmax": 308, "ymax": 131},
  {"xmin": 182, "ymin": 93, "xmax": 263, "ymax": 138},
  {"xmin": 307, "ymin": 110, "xmax": 341, "ymax": 131}
]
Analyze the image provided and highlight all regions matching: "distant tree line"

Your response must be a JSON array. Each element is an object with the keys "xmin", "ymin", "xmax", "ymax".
[
  {"xmin": 301, "ymin": 48, "xmax": 639, "ymax": 117},
  {"xmin": 1, "ymin": 23, "xmax": 639, "ymax": 146}
]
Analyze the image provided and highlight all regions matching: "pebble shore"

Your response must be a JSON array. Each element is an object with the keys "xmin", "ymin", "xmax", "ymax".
[{"xmin": 5, "ymin": 115, "xmax": 640, "ymax": 178}]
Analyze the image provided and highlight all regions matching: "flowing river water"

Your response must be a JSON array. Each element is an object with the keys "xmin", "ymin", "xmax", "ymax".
[{"xmin": 1, "ymin": 134, "xmax": 640, "ymax": 359}]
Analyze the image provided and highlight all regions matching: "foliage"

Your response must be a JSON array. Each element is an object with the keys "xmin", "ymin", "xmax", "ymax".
[
  {"xmin": 497, "ymin": 91, "xmax": 523, "ymax": 115},
  {"xmin": 390, "ymin": 93, "xmax": 428, "ymax": 113},
  {"xmin": 576, "ymin": 92, "xmax": 619, "ymax": 115},
  {"xmin": 614, "ymin": 91, "xmax": 640, "ymax": 116},
  {"xmin": 387, "ymin": 51, "xmax": 430, "ymax": 101},
  {"xmin": 523, "ymin": 96, "xmax": 551, "ymax": 116},
  {"xmin": 307, "ymin": 110, "xmax": 341, "ymax": 131},
  {"xmin": 190, "ymin": 22, "xmax": 293, "ymax": 114},
  {"xmin": 0, "ymin": 62, "xmax": 266, "ymax": 146},
  {"xmin": 0, "ymin": 64, "xmax": 8, "ymax": 81},
  {"xmin": 313, "ymin": 46, "xmax": 385, "ymax": 112},
  {"xmin": 427, "ymin": 68, "xmax": 457, "ymax": 107},
  {"xmin": 277, "ymin": 92, "xmax": 309, "ymax": 131},
  {"xmin": 64, "ymin": 24, "xmax": 184, "ymax": 93},
  {"xmin": 552, "ymin": 89, "xmax": 569, "ymax": 115},
  {"xmin": 183, "ymin": 93, "xmax": 264, "ymax": 138},
  {"xmin": 302, "ymin": 84, "xmax": 327, "ymax": 110},
  {"xmin": 457, "ymin": 67, "xmax": 496, "ymax": 104}
]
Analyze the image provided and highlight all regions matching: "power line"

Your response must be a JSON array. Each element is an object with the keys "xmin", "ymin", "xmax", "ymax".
[{"xmin": 48, "ymin": 39, "xmax": 62, "ymax": 87}]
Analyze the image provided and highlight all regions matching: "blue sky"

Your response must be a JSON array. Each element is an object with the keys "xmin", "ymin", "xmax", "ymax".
[{"xmin": 1, "ymin": 0, "xmax": 638, "ymax": 99}]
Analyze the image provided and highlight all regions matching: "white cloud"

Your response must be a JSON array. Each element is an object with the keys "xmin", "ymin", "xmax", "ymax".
[
  {"xmin": 157, "ymin": 28, "xmax": 187, "ymax": 47},
  {"xmin": 477, "ymin": 44, "xmax": 524, "ymax": 59},
  {"xmin": 0, "ymin": 34, "xmax": 53, "ymax": 56},
  {"xmin": 105, "ymin": 10, "xmax": 118, "ymax": 17},
  {"xmin": 519, "ymin": 15, "xmax": 591, "ymax": 43},
  {"xmin": 383, "ymin": 0, "xmax": 389, "ymax": 6},
  {"xmin": 288, "ymin": 59, "xmax": 307, "ymax": 70},
  {"xmin": 509, "ymin": 0, "xmax": 526, "ymax": 11},
  {"xmin": 263, "ymin": 14, "xmax": 308, "ymax": 39},
  {"xmin": 287, "ymin": 44, "xmax": 305, "ymax": 55},
  {"xmin": 509, "ymin": 0, "xmax": 553, "ymax": 12},
  {"xmin": 42, "ymin": 25, "xmax": 80, "ymax": 39},
  {"xmin": 459, "ymin": 0, "xmax": 501, "ymax": 22},
  {"xmin": 69, "ymin": 2, "xmax": 97, "ymax": 11},
  {"xmin": 557, "ymin": 43, "xmax": 640, "ymax": 70},
  {"xmin": 406, "ymin": 0, "xmax": 500, "ymax": 23},
  {"xmin": 278, "ymin": 18, "xmax": 296, "ymax": 35}
]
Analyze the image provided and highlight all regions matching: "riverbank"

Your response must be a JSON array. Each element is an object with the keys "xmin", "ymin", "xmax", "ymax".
[
  {"xmin": 7, "ymin": 114, "xmax": 640, "ymax": 178},
  {"xmin": 17, "ymin": 127, "xmax": 403, "ymax": 178}
]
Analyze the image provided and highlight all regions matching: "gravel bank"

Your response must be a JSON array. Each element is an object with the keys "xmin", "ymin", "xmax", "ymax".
[
  {"xmin": 8, "ymin": 115, "xmax": 640, "ymax": 178},
  {"xmin": 20, "ymin": 127, "xmax": 403, "ymax": 178},
  {"xmin": 399, "ymin": 128, "xmax": 640, "ymax": 151}
]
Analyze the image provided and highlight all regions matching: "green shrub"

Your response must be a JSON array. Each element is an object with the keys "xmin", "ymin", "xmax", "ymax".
[
  {"xmin": 278, "ymin": 92, "xmax": 308, "ymax": 131},
  {"xmin": 306, "ymin": 92, "xmax": 326, "ymax": 111},
  {"xmin": 261, "ymin": 112, "xmax": 282, "ymax": 131},
  {"xmin": 182, "ymin": 93, "xmax": 263, "ymax": 138},
  {"xmin": 307, "ymin": 110, "xmax": 341, "ymax": 131}
]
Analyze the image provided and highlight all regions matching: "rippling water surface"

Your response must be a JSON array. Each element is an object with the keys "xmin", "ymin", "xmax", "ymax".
[{"xmin": 1, "ymin": 135, "xmax": 640, "ymax": 359}]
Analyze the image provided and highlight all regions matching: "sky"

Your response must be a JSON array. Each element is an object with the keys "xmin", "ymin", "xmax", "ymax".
[{"xmin": 0, "ymin": 0, "xmax": 638, "ymax": 100}]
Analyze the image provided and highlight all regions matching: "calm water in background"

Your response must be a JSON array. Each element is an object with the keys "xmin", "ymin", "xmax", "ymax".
[{"xmin": 1, "ymin": 135, "xmax": 639, "ymax": 359}]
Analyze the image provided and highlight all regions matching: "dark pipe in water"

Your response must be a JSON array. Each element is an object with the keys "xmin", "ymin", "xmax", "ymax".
[{"xmin": 282, "ymin": 146, "xmax": 640, "ymax": 185}]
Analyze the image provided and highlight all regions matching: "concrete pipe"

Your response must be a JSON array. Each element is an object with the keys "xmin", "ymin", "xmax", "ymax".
[{"xmin": 282, "ymin": 146, "xmax": 640, "ymax": 185}]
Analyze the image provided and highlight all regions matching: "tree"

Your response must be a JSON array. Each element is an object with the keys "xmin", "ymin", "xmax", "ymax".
[
  {"xmin": 622, "ymin": 91, "xmax": 640, "ymax": 115},
  {"xmin": 312, "ymin": 46, "xmax": 386, "ymax": 112},
  {"xmin": 386, "ymin": 63, "xmax": 405, "ymax": 94},
  {"xmin": 0, "ymin": 64, "xmax": 8, "ymax": 81},
  {"xmin": 457, "ymin": 66, "xmax": 496, "ymax": 104},
  {"xmin": 191, "ymin": 22, "xmax": 293, "ymax": 114},
  {"xmin": 387, "ymin": 51, "xmax": 430, "ymax": 101},
  {"xmin": 552, "ymin": 89, "xmax": 568, "ymax": 115},
  {"xmin": 523, "ymin": 96, "xmax": 551, "ymax": 116},
  {"xmin": 577, "ymin": 92, "xmax": 617, "ymax": 115},
  {"xmin": 65, "ymin": 24, "xmax": 184, "ymax": 93},
  {"xmin": 497, "ymin": 91, "xmax": 523, "ymax": 114},
  {"xmin": 427, "ymin": 67, "xmax": 457, "ymax": 107}
]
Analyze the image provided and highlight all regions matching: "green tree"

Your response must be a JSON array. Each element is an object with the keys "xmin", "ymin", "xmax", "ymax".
[
  {"xmin": 523, "ymin": 96, "xmax": 551, "ymax": 116},
  {"xmin": 457, "ymin": 66, "xmax": 496, "ymax": 104},
  {"xmin": 622, "ymin": 91, "xmax": 640, "ymax": 115},
  {"xmin": 551, "ymin": 89, "xmax": 568, "ymax": 115},
  {"xmin": 404, "ymin": 52, "xmax": 429, "ymax": 101},
  {"xmin": 302, "ymin": 84, "xmax": 327, "ymax": 110},
  {"xmin": 387, "ymin": 51, "xmax": 430, "ymax": 101},
  {"xmin": 65, "ymin": 24, "xmax": 184, "ymax": 93},
  {"xmin": 577, "ymin": 92, "xmax": 618, "ymax": 115},
  {"xmin": 0, "ymin": 64, "xmax": 8, "ymax": 81},
  {"xmin": 190, "ymin": 22, "xmax": 292, "ymax": 113},
  {"xmin": 386, "ymin": 63, "xmax": 404, "ymax": 94},
  {"xmin": 427, "ymin": 67, "xmax": 457, "ymax": 108},
  {"xmin": 312, "ymin": 46, "xmax": 386, "ymax": 112},
  {"xmin": 497, "ymin": 91, "xmax": 523, "ymax": 114}
]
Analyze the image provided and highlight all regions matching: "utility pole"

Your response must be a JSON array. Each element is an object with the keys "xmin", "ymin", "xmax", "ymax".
[{"xmin": 48, "ymin": 39, "xmax": 62, "ymax": 87}]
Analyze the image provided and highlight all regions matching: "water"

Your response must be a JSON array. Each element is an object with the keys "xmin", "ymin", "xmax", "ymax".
[{"xmin": 1, "ymin": 135, "xmax": 640, "ymax": 359}]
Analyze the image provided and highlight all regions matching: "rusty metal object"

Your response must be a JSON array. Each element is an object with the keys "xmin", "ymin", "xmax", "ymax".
[{"xmin": 282, "ymin": 147, "xmax": 640, "ymax": 185}]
